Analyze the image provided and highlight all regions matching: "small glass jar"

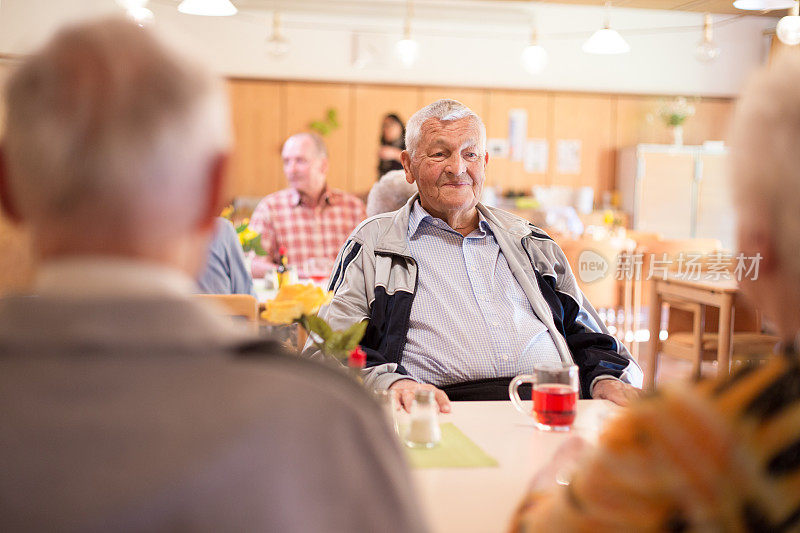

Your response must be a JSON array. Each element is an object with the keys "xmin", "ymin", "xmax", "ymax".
[{"xmin": 404, "ymin": 389, "xmax": 441, "ymax": 448}]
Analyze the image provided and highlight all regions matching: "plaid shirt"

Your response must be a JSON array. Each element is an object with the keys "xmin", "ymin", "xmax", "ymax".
[{"xmin": 249, "ymin": 187, "xmax": 366, "ymax": 278}]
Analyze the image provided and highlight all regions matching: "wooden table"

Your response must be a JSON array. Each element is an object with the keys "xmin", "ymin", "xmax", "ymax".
[
  {"xmin": 646, "ymin": 273, "xmax": 739, "ymax": 389},
  {"xmin": 412, "ymin": 400, "xmax": 617, "ymax": 533}
]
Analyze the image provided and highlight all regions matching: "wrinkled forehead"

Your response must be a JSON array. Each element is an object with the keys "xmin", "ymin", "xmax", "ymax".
[{"xmin": 419, "ymin": 117, "xmax": 482, "ymax": 151}]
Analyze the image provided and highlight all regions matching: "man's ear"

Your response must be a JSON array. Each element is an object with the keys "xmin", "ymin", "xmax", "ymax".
[
  {"xmin": 0, "ymin": 147, "xmax": 23, "ymax": 224},
  {"xmin": 484, "ymin": 151, "xmax": 489, "ymax": 168},
  {"xmin": 401, "ymin": 150, "xmax": 415, "ymax": 184},
  {"xmin": 199, "ymin": 152, "xmax": 228, "ymax": 232}
]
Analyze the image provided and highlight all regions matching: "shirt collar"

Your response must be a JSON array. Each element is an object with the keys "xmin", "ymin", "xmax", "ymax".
[
  {"xmin": 34, "ymin": 257, "xmax": 198, "ymax": 298},
  {"xmin": 407, "ymin": 199, "xmax": 492, "ymax": 239},
  {"xmin": 291, "ymin": 187, "xmax": 338, "ymax": 208}
]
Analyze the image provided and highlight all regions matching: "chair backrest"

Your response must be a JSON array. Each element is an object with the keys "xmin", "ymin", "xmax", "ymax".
[{"xmin": 194, "ymin": 294, "xmax": 259, "ymax": 332}]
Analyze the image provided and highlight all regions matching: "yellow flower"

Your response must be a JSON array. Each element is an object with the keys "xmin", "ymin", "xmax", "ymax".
[
  {"xmin": 260, "ymin": 283, "xmax": 333, "ymax": 324},
  {"xmin": 261, "ymin": 300, "xmax": 305, "ymax": 324},
  {"xmin": 220, "ymin": 205, "xmax": 234, "ymax": 219},
  {"xmin": 602, "ymin": 210, "xmax": 615, "ymax": 226},
  {"xmin": 238, "ymin": 227, "xmax": 259, "ymax": 246}
]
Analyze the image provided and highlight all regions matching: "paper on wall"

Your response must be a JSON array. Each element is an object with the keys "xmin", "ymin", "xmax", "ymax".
[
  {"xmin": 487, "ymin": 138, "xmax": 509, "ymax": 159},
  {"xmin": 508, "ymin": 109, "xmax": 527, "ymax": 162},
  {"xmin": 556, "ymin": 139, "xmax": 581, "ymax": 174},
  {"xmin": 523, "ymin": 139, "xmax": 548, "ymax": 173}
]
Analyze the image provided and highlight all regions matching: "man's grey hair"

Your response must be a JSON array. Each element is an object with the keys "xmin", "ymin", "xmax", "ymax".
[
  {"xmin": 730, "ymin": 54, "xmax": 800, "ymax": 283},
  {"xmin": 283, "ymin": 132, "xmax": 328, "ymax": 159},
  {"xmin": 3, "ymin": 18, "xmax": 230, "ymax": 239},
  {"xmin": 366, "ymin": 170, "xmax": 417, "ymax": 217},
  {"xmin": 404, "ymin": 99, "xmax": 486, "ymax": 157}
]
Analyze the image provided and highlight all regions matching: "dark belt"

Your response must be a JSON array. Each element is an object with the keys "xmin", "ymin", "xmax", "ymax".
[{"xmin": 440, "ymin": 377, "xmax": 531, "ymax": 401}]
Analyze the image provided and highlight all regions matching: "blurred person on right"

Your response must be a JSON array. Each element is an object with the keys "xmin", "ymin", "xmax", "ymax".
[
  {"xmin": 0, "ymin": 18, "xmax": 424, "ymax": 533},
  {"xmin": 509, "ymin": 56, "xmax": 800, "ymax": 532}
]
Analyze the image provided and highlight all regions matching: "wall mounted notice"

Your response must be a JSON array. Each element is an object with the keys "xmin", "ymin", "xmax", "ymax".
[
  {"xmin": 508, "ymin": 109, "xmax": 528, "ymax": 162},
  {"xmin": 556, "ymin": 139, "xmax": 582, "ymax": 174},
  {"xmin": 487, "ymin": 138, "xmax": 510, "ymax": 159},
  {"xmin": 523, "ymin": 139, "xmax": 548, "ymax": 173}
]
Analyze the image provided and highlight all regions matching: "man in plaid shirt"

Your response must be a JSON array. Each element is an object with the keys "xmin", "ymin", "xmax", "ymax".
[{"xmin": 249, "ymin": 133, "xmax": 366, "ymax": 279}]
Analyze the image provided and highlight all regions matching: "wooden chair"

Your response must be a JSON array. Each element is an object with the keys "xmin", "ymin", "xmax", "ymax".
[{"xmin": 194, "ymin": 294, "xmax": 259, "ymax": 332}]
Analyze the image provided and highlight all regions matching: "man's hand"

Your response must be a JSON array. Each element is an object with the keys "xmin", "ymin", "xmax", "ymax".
[
  {"xmin": 389, "ymin": 379, "xmax": 451, "ymax": 414},
  {"xmin": 592, "ymin": 379, "xmax": 642, "ymax": 407}
]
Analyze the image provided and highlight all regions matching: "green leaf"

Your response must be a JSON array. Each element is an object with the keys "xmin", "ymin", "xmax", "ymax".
[
  {"xmin": 235, "ymin": 222, "xmax": 248, "ymax": 233},
  {"xmin": 324, "ymin": 331, "xmax": 345, "ymax": 352},
  {"xmin": 338, "ymin": 320, "xmax": 367, "ymax": 352},
  {"xmin": 305, "ymin": 314, "xmax": 333, "ymax": 340}
]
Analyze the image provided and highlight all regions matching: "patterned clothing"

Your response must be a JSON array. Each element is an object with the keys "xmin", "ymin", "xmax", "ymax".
[
  {"xmin": 510, "ymin": 349, "xmax": 800, "ymax": 532},
  {"xmin": 249, "ymin": 187, "xmax": 366, "ymax": 278},
  {"xmin": 403, "ymin": 201, "xmax": 561, "ymax": 387}
]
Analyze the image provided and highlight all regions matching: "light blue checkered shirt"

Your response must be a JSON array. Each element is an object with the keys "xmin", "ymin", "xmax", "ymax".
[{"xmin": 402, "ymin": 201, "xmax": 561, "ymax": 387}]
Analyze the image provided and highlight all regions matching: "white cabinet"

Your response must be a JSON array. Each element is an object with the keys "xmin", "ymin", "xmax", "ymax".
[{"xmin": 618, "ymin": 144, "xmax": 734, "ymax": 250}]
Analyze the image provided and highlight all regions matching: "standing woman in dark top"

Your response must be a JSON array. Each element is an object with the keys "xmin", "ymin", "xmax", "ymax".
[{"xmin": 378, "ymin": 113, "xmax": 405, "ymax": 178}]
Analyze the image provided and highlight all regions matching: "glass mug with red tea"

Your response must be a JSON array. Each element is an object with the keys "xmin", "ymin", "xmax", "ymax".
[{"xmin": 508, "ymin": 363, "xmax": 579, "ymax": 431}]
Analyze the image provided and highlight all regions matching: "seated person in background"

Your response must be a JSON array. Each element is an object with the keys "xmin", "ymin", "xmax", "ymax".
[
  {"xmin": 0, "ymin": 18, "xmax": 425, "ymax": 533},
  {"xmin": 310, "ymin": 99, "xmax": 642, "ymax": 411},
  {"xmin": 366, "ymin": 169, "xmax": 418, "ymax": 217},
  {"xmin": 249, "ymin": 133, "xmax": 366, "ymax": 279},
  {"xmin": 510, "ymin": 56, "xmax": 800, "ymax": 532},
  {"xmin": 196, "ymin": 216, "xmax": 256, "ymax": 296}
]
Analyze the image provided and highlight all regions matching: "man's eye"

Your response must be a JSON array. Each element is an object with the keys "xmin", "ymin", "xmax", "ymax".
[
  {"xmin": 431, "ymin": 152, "xmax": 445, "ymax": 158},
  {"xmin": 464, "ymin": 152, "xmax": 478, "ymax": 159}
]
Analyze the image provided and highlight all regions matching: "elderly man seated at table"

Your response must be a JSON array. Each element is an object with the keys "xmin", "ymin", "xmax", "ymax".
[
  {"xmin": 510, "ymin": 55, "xmax": 800, "ymax": 532},
  {"xmin": 312, "ymin": 99, "xmax": 642, "ymax": 410},
  {"xmin": 0, "ymin": 18, "xmax": 424, "ymax": 532}
]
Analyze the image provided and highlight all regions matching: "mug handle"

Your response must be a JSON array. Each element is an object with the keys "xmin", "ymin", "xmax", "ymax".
[{"xmin": 509, "ymin": 374, "xmax": 537, "ymax": 415}]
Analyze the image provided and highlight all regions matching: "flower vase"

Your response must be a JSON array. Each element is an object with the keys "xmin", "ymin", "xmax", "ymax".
[{"xmin": 672, "ymin": 125, "xmax": 684, "ymax": 146}]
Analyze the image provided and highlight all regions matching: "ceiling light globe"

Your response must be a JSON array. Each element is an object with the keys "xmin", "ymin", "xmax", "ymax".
[
  {"xmin": 178, "ymin": 0, "xmax": 237, "ymax": 17},
  {"xmin": 395, "ymin": 38, "xmax": 419, "ymax": 68},
  {"xmin": 733, "ymin": 0, "xmax": 795, "ymax": 10},
  {"xmin": 127, "ymin": 7, "xmax": 154, "ymax": 26},
  {"xmin": 777, "ymin": 15, "xmax": 800, "ymax": 45},
  {"xmin": 520, "ymin": 44, "xmax": 548, "ymax": 74},
  {"xmin": 694, "ymin": 41, "xmax": 720, "ymax": 62}
]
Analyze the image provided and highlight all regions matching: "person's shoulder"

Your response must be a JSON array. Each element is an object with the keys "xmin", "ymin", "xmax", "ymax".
[{"xmin": 482, "ymin": 204, "xmax": 553, "ymax": 241}]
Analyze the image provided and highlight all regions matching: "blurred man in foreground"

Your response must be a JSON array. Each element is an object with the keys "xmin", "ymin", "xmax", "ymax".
[
  {"xmin": 510, "ymin": 56, "xmax": 800, "ymax": 532},
  {"xmin": 0, "ymin": 18, "xmax": 424, "ymax": 532}
]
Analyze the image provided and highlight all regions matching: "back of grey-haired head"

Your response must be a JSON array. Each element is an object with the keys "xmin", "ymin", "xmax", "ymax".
[
  {"xmin": 3, "ymin": 17, "xmax": 230, "ymax": 237},
  {"xmin": 366, "ymin": 170, "xmax": 417, "ymax": 217},
  {"xmin": 405, "ymin": 99, "xmax": 486, "ymax": 156},
  {"xmin": 283, "ymin": 132, "xmax": 328, "ymax": 159}
]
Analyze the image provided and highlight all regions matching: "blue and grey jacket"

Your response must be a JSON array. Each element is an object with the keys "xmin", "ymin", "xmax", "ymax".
[{"xmin": 310, "ymin": 194, "xmax": 643, "ymax": 398}]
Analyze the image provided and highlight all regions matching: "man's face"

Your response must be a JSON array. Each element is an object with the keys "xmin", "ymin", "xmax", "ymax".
[
  {"xmin": 403, "ymin": 117, "xmax": 487, "ymax": 219},
  {"xmin": 282, "ymin": 136, "xmax": 328, "ymax": 197}
]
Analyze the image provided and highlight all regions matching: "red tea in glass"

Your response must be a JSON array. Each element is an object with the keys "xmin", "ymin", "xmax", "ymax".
[
  {"xmin": 533, "ymin": 383, "xmax": 577, "ymax": 428},
  {"xmin": 509, "ymin": 363, "xmax": 579, "ymax": 431}
]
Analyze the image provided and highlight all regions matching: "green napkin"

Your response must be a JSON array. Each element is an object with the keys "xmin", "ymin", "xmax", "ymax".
[{"xmin": 405, "ymin": 423, "xmax": 498, "ymax": 469}]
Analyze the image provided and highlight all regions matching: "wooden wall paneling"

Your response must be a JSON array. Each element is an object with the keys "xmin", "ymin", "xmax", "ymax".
[
  {"xmin": 615, "ymin": 95, "xmax": 674, "ymax": 147},
  {"xmin": 419, "ymin": 87, "xmax": 488, "ymax": 120},
  {"xmin": 284, "ymin": 81, "xmax": 353, "ymax": 191},
  {"xmin": 227, "ymin": 79, "xmax": 284, "ymax": 199},
  {"xmin": 551, "ymin": 94, "xmax": 614, "ymax": 196},
  {"xmin": 684, "ymin": 99, "xmax": 733, "ymax": 145},
  {"xmin": 484, "ymin": 91, "xmax": 551, "ymax": 193},
  {"xmin": 350, "ymin": 84, "xmax": 422, "ymax": 194}
]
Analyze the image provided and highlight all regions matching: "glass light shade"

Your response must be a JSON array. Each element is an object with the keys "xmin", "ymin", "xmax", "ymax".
[
  {"xmin": 178, "ymin": 0, "xmax": 237, "ymax": 16},
  {"xmin": 395, "ymin": 38, "xmax": 419, "ymax": 68},
  {"xmin": 127, "ymin": 7, "xmax": 154, "ymax": 26},
  {"xmin": 582, "ymin": 28, "xmax": 630, "ymax": 54},
  {"xmin": 520, "ymin": 44, "xmax": 548, "ymax": 74},
  {"xmin": 115, "ymin": 0, "xmax": 148, "ymax": 9},
  {"xmin": 694, "ymin": 40, "xmax": 720, "ymax": 62},
  {"xmin": 777, "ymin": 15, "xmax": 800, "ymax": 45},
  {"xmin": 733, "ymin": 0, "xmax": 795, "ymax": 9},
  {"xmin": 266, "ymin": 36, "xmax": 290, "ymax": 58}
]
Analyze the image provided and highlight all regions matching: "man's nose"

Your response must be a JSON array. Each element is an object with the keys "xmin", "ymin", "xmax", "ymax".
[{"xmin": 444, "ymin": 153, "xmax": 467, "ymax": 177}]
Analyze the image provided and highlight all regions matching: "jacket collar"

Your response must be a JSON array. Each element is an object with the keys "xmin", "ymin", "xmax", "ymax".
[{"xmin": 374, "ymin": 193, "xmax": 534, "ymax": 256}]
